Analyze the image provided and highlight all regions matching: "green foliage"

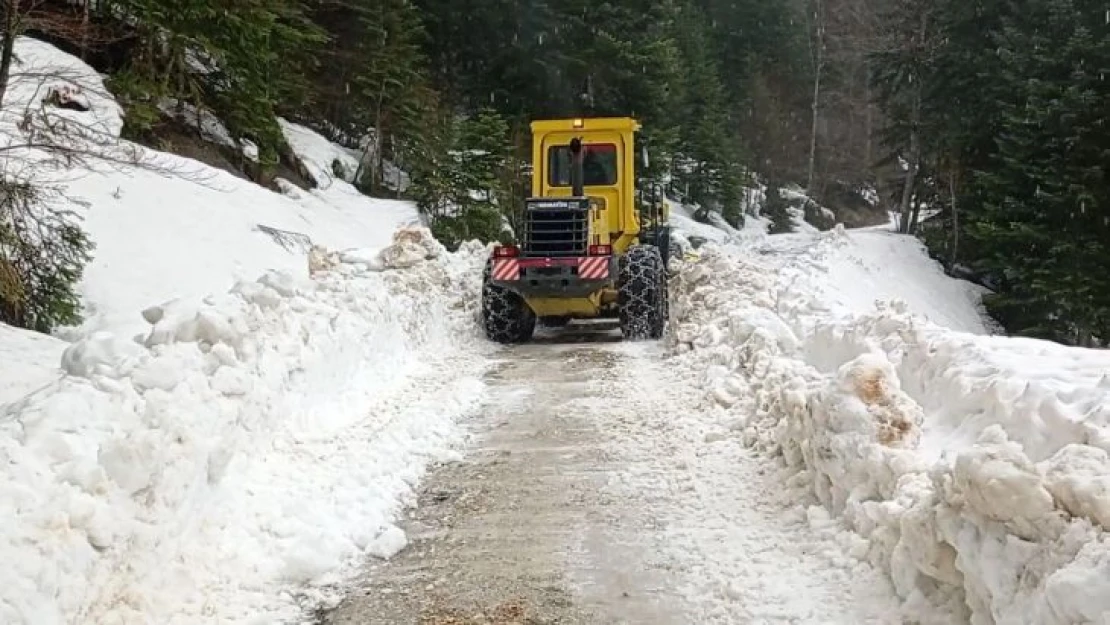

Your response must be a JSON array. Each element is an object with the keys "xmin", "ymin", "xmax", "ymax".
[
  {"xmin": 301, "ymin": 0, "xmax": 436, "ymax": 194},
  {"xmin": 872, "ymin": 0, "xmax": 1110, "ymax": 345},
  {"xmin": 406, "ymin": 108, "xmax": 519, "ymax": 250},
  {"xmin": 668, "ymin": 3, "xmax": 748, "ymax": 223},
  {"xmin": 762, "ymin": 181, "xmax": 795, "ymax": 235},
  {"xmin": 965, "ymin": 0, "xmax": 1110, "ymax": 344},
  {"xmin": 107, "ymin": 69, "xmax": 167, "ymax": 141},
  {"xmin": 105, "ymin": 0, "xmax": 326, "ymax": 166},
  {"xmin": 0, "ymin": 179, "xmax": 94, "ymax": 333},
  {"xmin": 410, "ymin": 0, "xmax": 805, "ymax": 218}
]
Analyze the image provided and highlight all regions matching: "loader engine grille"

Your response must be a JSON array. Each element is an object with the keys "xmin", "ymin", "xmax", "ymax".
[{"xmin": 522, "ymin": 198, "xmax": 589, "ymax": 257}]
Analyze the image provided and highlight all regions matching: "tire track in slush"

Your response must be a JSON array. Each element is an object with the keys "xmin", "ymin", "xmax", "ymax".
[{"xmin": 320, "ymin": 322, "xmax": 904, "ymax": 624}]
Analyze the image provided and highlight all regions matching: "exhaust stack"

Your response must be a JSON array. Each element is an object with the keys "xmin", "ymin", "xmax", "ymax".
[{"xmin": 569, "ymin": 137, "xmax": 585, "ymax": 197}]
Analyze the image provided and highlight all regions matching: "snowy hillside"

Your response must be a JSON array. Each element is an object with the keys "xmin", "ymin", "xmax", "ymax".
[
  {"xmin": 0, "ymin": 39, "xmax": 419, "ymax": 343},
  {"xmin": 760, "ymin": 226, "xmax": 994, "ymax": 335},
  {"xmin": 672, "ymin": 225, "xmax": 1110, "ymax": 624},
  {"xmin": 72, "ymin": 117, "xmax": 420, "ymax": 339}
]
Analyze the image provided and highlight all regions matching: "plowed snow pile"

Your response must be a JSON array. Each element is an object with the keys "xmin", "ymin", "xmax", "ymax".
[
  {"xmin": 1, "ymin": 229, "xmax": 492, "ymax": 624},
  {"xmin": 671, "ymin": 227, "xmax": 1110, "ymax": 624},
  {"xmin": 0, "ymin": 37, "xmax": 489, "ymax": 624}
]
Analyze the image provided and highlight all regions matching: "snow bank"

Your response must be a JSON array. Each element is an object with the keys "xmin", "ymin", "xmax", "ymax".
[
  {"xmin": 0, "ymin": 37, "xmax": 489, "ymax": 624},
  {"xmin": 671, "ymin": 227, "xmax": 1110, "ymax": 624},
  {"xmin": 0, "ymin": 228, "xmax": 493, "ymax": 624},
  {"xmin": 68, "ymin": 119, "xmax": 421, "ymax": 338},
  {"xmin": 810, "ymin": 228, "xmax": 993, "ymax": 335}
]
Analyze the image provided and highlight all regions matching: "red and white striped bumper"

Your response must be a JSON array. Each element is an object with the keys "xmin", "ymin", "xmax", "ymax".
[
  {"xmin": 577, "ymin": 256, "xmax": 609, "ymax": 280},
  {"xmin": 492, "ymin": 258, "xmax": 520, "ymax": 280},
  {"xmin": 491, "ymin": 256, "xmax": 611, "ymax": 282}
]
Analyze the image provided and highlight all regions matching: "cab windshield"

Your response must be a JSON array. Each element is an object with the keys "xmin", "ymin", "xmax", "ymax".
[{"xmin": 548, "ymin": 143, "xmax": 618, "ymax": 187}]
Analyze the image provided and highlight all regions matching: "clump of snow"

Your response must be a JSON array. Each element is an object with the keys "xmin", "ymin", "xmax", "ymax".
[
  {"xmin": 670, "ymin": 226, "xmax": 1110, "ymax": 624},
  {"xmin": 0, "ymin": 227, "xmax": 494, "ymax": 624}
]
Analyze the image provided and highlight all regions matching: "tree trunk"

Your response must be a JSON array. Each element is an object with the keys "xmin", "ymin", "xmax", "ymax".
[
  {"xmin": 948, "ymin": 166, "xmax": 959, "ymax": 266},
  {"xmin": 81, "ymin": 1, "xmax": 90, "ymax": 61},
  {"xmin": 898, "ymin": 121, "xmax": 919, "ymax": 234},
  {"xmin": 0, "ymin": 0, "xmax": 21, "ymax": 109},
  {"xmin": 908, "ymin": 170, "xmax": 922, "ymax": 233},
  {"xmin": 898, "ymin": 9, "xmax": 929, "ymax": 235},
  {"xmin": 864, "ymin": 62, "xmax": 873, "ymax": 169},
  {"xmin": 806, "ymin": 0, "xmax": 823, "ymax": 194}
]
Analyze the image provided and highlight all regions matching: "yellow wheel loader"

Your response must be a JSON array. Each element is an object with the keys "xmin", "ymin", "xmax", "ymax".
[{"xmin": 481, "ymin": 117, "xmax": 671, "ymax": 343}]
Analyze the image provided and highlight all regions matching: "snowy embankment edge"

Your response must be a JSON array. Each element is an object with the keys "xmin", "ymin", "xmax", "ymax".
[
  {"xmin": 1, "ymin": 229, "xmax": 491, "ymax": 624},
  {"xmin": 669, "ymin": 230, "xmax": 1110, "ymax": 625}
]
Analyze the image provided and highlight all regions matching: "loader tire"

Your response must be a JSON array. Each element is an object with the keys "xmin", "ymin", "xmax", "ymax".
[
  {"xmin": 618, "ymin": 245, "xmax": 666, "ymax": 340},
  {"xmin": 482, "ymin": 260, "xmax": 536, "ymax": 344}
]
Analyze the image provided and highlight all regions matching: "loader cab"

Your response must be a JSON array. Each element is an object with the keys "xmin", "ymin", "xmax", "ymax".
[{"xmin": 530, "ymin": 117, "xmax": 641, "ymax": 254}]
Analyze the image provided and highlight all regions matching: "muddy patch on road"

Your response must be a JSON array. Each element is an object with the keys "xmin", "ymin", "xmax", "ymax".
[{"xmin": 317, "ymin": 343, "xmax": 674, "ymax": 625}]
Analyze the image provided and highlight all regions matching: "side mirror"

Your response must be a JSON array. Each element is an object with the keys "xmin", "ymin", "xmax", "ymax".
[{"xmin": 640, "ymin": 145, "xmax": 650, "ymax": 169}]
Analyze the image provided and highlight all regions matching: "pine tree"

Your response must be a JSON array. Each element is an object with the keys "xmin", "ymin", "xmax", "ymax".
[
  {"xmin": 301, "ymin": 0, "xmax": 435, "ymax": 194},
  {"xmin": 0, "ymin": 179, "xmax": 94, "ymax": 333},
  {"xmin": 671, "ymin": 3, "xmax": 745, "ymax": 223},
  {"xmin": 873, "ymin": 0, "xmax": 1110, "ymax": 344},
  {"xmin": 762, "ymin": 178, "xmax": 795, "ymax": 234},
  {"xmin": 966, "ymin": 0, "xmax": 1110, "ymax": 344},
  {"xmin": 109, "ymin": 0, "xmax": 325, "ymax": 165},
  {"xmin": 408, "ymin": 109, "xmax": 516, "ymax": 250}
]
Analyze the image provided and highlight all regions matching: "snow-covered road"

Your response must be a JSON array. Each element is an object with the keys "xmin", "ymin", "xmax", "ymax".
[{"xmin": 320, "ymin": 322, "xmax": 905, "ymax": 624}]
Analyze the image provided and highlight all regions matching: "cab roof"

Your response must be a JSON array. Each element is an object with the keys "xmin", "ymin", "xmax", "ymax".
[{"xmin": 530, "ymin": 117, "xmax": 641, "ymax": 134}]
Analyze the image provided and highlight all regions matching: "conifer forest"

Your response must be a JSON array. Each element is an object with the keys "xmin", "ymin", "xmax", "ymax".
[{"xmin": 2, "ymin": 0, "xmax": 1108, "ymax": 345}]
